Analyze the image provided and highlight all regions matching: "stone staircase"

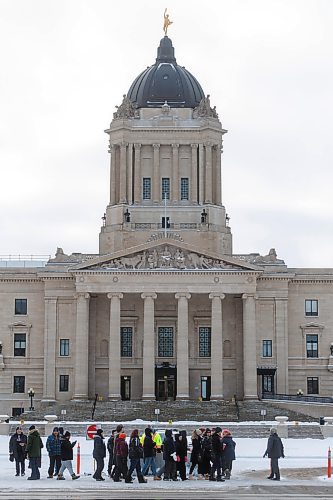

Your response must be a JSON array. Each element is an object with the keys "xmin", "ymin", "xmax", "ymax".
[{"xmin": 237, "ymin": 400, "xmax": 316, "ymax": 423}]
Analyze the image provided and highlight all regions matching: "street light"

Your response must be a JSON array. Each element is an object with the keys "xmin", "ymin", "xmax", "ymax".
[{"xmin": 28, "ymin": 387, "xmax": 35, "ymax": 411}]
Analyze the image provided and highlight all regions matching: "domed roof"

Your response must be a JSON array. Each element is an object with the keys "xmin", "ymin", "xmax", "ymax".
[{"xmin": 127, "ymin": 36, "xmax": 205, "ymax": 109}]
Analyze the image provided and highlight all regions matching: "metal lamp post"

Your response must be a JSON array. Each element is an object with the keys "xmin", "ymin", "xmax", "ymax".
[{"xmin": 28, "ymin": 387, "xmax": 35, "ymax": 411}]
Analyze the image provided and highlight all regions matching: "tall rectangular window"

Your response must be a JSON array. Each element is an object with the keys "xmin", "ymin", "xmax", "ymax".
[
  {"xmin": 121, "ymin": 327, "xmax": 133, "ymax": 357},
  {"xmin": 161, "ymin": 178, "xmax": 170, "ymax": 200},
  {"xmin": 60, "ymin": 339, "xmax": 70, "ymax": 356},
  {"xmin": 262, "ymin": 340, "xmax": 272, "ymax": 357},
  {"xmin": 305, "ymin": 299, "xmax": 318, "ymax": 316},
  {"xmin": 15, "ymin": 299, "xmax": 27, "ymax": 315},
  {"xmin": 307, "ymin": 377, "xmax": 319, "ymax": 394},
  {"xmin": 14, "ymin": 333, "xmax": 26, "ymax": 357},
  {"xmin": 158, "ymin": 327, "xmax": 173, "ymax": 357},
  {"xmin": 142, "ymin": 177, "xmax": 151, "ymax": 200},
  {"xmin": 306, "ymin": 334, "xmax": 318, "ymax": 358},
  {"xmin": 59, "ymin": 375, "xmax": 69, "ymax": 392},
  {"xmin": 180, "ymin": 178, "xmax": 189, "ymax": 200},
  {"xmin": 199, "ymin": 327, "xmax": 211, "ymax": 357},
  {"xmin": 13, "ymin": 376, "xmax": 25, "ymax": 393}
]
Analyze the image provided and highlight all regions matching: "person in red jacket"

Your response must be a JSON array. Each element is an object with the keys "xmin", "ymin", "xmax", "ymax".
[{"xmin": 113, "ymin": 433, "xmax": 128, "ymax": 482}]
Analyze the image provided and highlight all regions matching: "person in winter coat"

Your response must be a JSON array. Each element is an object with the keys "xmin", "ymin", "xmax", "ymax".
[
  {"xmin": 107, "ymin": 429, "xmax": 116, "ymax": 477},
  {"xmin": 201, "ymin": 428, "xmax": 212, "ymax": 479},
  {"xmin": 93, "ymin": 429, "xmax": 106, "ymax": 481},
  {"xmin": 126, "ymin": 429, "xmax": 146, "ymax": 483},
  {"xmin": 46, "ymin": 427, "xmax": 62, "ymax": 478},
  {"xmin": 175, "ymin": 433, "xmax": 187, "ymax": 481},
  {"xmin": 263, "ymin": 427, "xmax": 284, "ymax": 481},
  {"xmin": 141, "ymin": 428, "xmax": 157, "ymax": 478},
  {"xmin": 9, "ymin": 426, "xmax": 27, "ymax": 476},
  {"xmin": 57, "ymin": 431, "xmax": 79, "ymax": 480},
  {"xmin": 111, "ymin": 424, "xmax": 124, "ymax": 479},
  {"xmin": 221, "ymin": 429, "xmax": 236, "ymax": 479},
  {"xmin": 189, "ymin": 429, "xmax": 203, "ymax": 479},
  {"xmin": 113, "ymin": 433, "xmax": 128, "ymax": 482},
  {"xmin": 209, "ymin": 427, "xmax": 224, "ymax": 482},
  {"xmin": 163, "ymin": 429, "xmax": 177, "ymax": 481},
  {"xmin": 26, "ymin": 425, "xmax": 43, "ymax": 480}
]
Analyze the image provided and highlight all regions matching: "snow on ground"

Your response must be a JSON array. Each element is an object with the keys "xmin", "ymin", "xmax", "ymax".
[{"xmin": 1, "ymin": 434, "xmax": 333, "ymax": 491}]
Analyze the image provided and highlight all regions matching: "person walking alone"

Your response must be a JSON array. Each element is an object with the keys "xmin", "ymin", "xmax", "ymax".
[
  {"xmin": 9, "ymin": 426, "xmax": 27, "ymax": 476},
  {"xmin": 263, "ymin": 427, "xmax": 284, "ymax": 481},
  {"xmin": 93, "ymin": 429, "xmax": 106, "ymax": 481},
  {"xmin": 26, "ymin": 425, "xmax": 43, "ymax": 480},
  {"xmin": 46, "ymin": 427, "xmax": 62, "ymax": 478}
]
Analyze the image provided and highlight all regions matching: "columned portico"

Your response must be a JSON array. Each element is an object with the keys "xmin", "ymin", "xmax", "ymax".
[
  {"xmin": 209, "ymin": 293, "xmax": 225, "ymax": 400},
  {"xmin": 141, "ymin": 292, "xmax": 157, "ymax": 400},
  {"xmin": 176, "ymin": 292, "xmax": 191, "ymax": 399},
  {"xmin": 42, "ymin": 297, "xmax": 57, "ymax": 401},
  {"xmin": 242, "ymin": 293, "xmax": 258, "ymax": 399},
  {"xmin": 107, "ymin": 292, "xmax": 123, "ymax": 400},
  {"xmin": 73, "ymin": 292, "xmax": 90, "ymax": 400}
]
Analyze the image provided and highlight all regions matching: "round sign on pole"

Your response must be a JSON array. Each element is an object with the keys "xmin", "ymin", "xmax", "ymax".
[{"xmin": 86, "ymin": 424, "xmax": 97, "ymax": 440}]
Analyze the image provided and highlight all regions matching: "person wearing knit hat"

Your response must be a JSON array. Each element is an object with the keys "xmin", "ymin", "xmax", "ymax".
[
  {"xmin": 221, "ymin": 429, "xmax": 236, "ymax": 480},
  {"xmin": 26, "ymin": 425, "xmax": 43, "ymax": 480},
  {"xmin": 189, "ymin": 429, "xmax": 204, "ymax": 479},
  {"xmin": 46, "ymin": 426, "xmax": 61, "ymax": 478},
  {"xmin": 9, "ymin": 426, "xmax": 27, "ymax": 477},
  {"xmin": 141, "ymin": 427, "xmax": 158, "ymax": 479},
  {"xmin": 263, "ymin": 428, "xmax": 284, "ymax": 481},
  {"xmin": 209, "ymin": 427, "xmax": 224, "ymax": 482},
  {"xmin": 57, "ymin": 432, "xmax": 79, "ymax": 481},
  {"xmin": 113, "ymin": 431, "xmax": 129, "ymax": 482},
  {"xmin": 93, "ymin": 429, "xmax": 106, "ymax": 481}
]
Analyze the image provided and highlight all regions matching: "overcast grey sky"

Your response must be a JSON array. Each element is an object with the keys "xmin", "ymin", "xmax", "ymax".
[{"xmin": 0, "ymin": 0, "xmax": 332, "ymax": 267}]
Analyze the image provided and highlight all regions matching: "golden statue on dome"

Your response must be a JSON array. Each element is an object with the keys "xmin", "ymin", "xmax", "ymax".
[{"xmin": 163, "ymin": 8, "xmax": 173, "ymax": 36}]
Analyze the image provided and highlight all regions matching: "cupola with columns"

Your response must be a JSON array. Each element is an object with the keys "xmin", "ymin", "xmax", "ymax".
[{"xmin": 100, "ymin": 35, "xmax": 232, "ymax": 256}]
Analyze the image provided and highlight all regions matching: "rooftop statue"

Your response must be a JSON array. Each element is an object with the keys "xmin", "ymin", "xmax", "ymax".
[
  {"xmin": 163, "ymin": 8, "xmax": 173, "ymax": 36},
  {"xmin": 113, "ymin": 94, "xmax": 138, "ymax": 119},
  {"xmin": 193, "ymin": 95, "xmax": 219, "ymax": 119}
]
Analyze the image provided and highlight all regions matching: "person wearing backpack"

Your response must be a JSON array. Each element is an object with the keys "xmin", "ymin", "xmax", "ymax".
[{"xmin": 125, "ymin": 429, "xmax": 147, "ymax": 483}]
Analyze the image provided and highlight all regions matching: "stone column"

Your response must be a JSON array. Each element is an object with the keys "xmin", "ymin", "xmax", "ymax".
[
  {"xmin": 127, "ymin": 143, "xmax": 133, "ymax": 204},
  {"xmin": 133, "ymin": 143, "xmax": 141, "ymax": 204},
  {"xmin": 191, "ymin": 144, "xmax": 198, "ymax": 204},
  {"xmin": 152, "ymin": 144, "xmax": 160, "ymax": 203},
  {"xmin": 209, "ymin": 293, "xmax": 225, "ymax": 399},
  {"xmin": 242, "ymin": 294, "xmax": 258, "ymax": 399},
  {"xmin": 73, "ymin": 293, "xmax": 90, "ymax": 400},
  {"xmin": 172, "ymin": 144, "xmax": 179, "ymax": 203},
  {"xmin": 176, "ymin": 293, "xmax": 191, "ymax": 399},
  {"xmin": 119, "ymin": 142, "xmax": 127, "ymax": 203},
  {"xmin": 141, "ymin": 293, "xmax": 157, "ymax": 400},
  {"xmin": 275, "ymin": 298, "xmax": 289, "ymax": 394},
  {"xmin": 198, "ymin": 144, "xmax": 205, "ymax": 204},
  {"xmin": 215, "ymin": 145, "xmax": 222, "ymax": 205},
  {"xmin": 110, "ymin": 144, "xmax": 116, "ymax": 205},
  {"xmin": 42, "ymin": 297, "xmax": 57, "ymax": 401},
  {"xmin": 107, "ymin": 292, "xmax": 123, "ymax": 400},
  {"xmin": 205, "ymin": 143, "xmax": 213, "ymax": 203}
]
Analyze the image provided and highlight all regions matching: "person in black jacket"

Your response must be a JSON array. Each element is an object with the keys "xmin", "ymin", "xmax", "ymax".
[
  {"xmin": 263, "ymin": 427, "xmax": 284, "ymax": 481},
  {"xmin": 175, "ymin": 433, "xmax": 187, "ymax": 481},
  {"xmin": 107, "ymin": 429, "xmax": 116, "ymax": 477},
  {"xmin": 163, "ymin": 429, "xmax": 177, "ymax": 481},
  {"xmin": 209, "ymin": 427, "xmax": 224, "ymax": 482},
  {"xmin": 57, "ymin": 431, "xmax": 79, "ymax": 480},
  {"xmin": 141, "ymin": 428, "xmax": 157, "ymax": 478},
  {"xmin": 93, "ymin": 429, "xmax": 106, "ymax": 481},
  {"xmin": 201, "ymin": 428, "xmax": 212, "ymax": 479},
  {"xmin": 126, "ymin": 429, "xmax": 146, "ymax": 483},
  {"xmin": 189, "ymin": 429, "xmax": 203, "ymax": 479},
  {"xmin": 221, "ymin": 429, "xmax": 236, "ymax": 479},
  {"xmin": 9, "ymin": 426, "xmax": 27, "ymax": 476}
]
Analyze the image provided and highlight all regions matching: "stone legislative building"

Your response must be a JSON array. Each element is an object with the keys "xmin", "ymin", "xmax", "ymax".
[{"xmin": 1, "ymin": 34, "xmax": 333, "ymax": 416}]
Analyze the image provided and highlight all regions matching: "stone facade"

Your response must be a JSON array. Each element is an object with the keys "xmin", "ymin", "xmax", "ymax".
[{"xmin": 0, "ymin": 35, "xmax": 333, "ymax": 416}]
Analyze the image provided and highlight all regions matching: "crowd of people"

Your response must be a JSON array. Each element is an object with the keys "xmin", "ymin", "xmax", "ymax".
[{"xmin": 8, "ymin": 424, "xmax": 284, "ymax": 483}]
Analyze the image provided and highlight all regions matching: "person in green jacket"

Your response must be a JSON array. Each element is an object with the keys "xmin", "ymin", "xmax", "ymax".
[{"xmin": 26, "ymin": 425, "xmax": 44, "ymax": 480}]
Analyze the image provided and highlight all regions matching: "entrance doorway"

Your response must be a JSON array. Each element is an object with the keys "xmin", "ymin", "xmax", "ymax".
[
  {"xmin": 155, "ymin": 363, "xmax": 177, "ymax": 401},
  {"xmin": 201, "ymin": 376, "xmax": 211, "ymax": 401},
  {"xmin": 257, "ymin": 368, "xmax": 276, "ymax": 397},
  {"xmin": 121, "ymin": 376, "xmax": 131, "ymax": 400}
]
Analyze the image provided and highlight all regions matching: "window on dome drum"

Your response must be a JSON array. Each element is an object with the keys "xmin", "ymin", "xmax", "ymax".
[
  {"xmin": 13, "ymin": 376, "xmax": 25, "ymax": 393},
  {"xmin": 158, "ymin": 327, "xmax": 173, "ymax": 357},
  {"xmin": 180, "ymin": 177, "xmax": 189, "ymax": 200},
  {"xmin": 305, "ymin": 299, "xmax": 318, "ymax": 316},
  {"xmin": 143, "ymin": 177, "xmax": 151, "ymax": 200},
  {"xmin": 162, "ymin": 178, "xmax": 170, "ymax": 200},
  {"xmin": 60, "ymin": 339, "xmax": 69, "ymax": 356},
  {"xmin": 121, "ymin": 327, "xmax": 133, "ymax": 357},
  {"xmin": 59, "ymin": 375, "xmax": 69, "ymax": 392},
  {"xmin": 15, "ymin": 298, "xmax": 27, "ymax": 315},
  {"xmin": 262, "ymin": 340, "xmax": 272, "ymax": 357},
  {"xmin": 199, "ymin": 327, "xmax": 211, "ymax": 357},
  {"xmin": 307, "ymin": 377, "xmax": 319, "ymax": 395},
  {"xmin": 306, "ymin": 334, "xmax": 318, "ymax": 358},
  {"xmin": 14, "ymin": 333, "xmax": 26, "ymax": 357}
]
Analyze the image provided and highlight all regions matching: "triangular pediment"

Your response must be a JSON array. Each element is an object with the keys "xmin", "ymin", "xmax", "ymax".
[{"xmin": 72, "ymin": 238, "xmax": 261, "ymax": 272}]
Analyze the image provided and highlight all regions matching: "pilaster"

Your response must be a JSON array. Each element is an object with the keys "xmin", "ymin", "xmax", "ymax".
[
  {"xmin": 141, "ymin": 293, "xmax": 157, "ymax": 400},
  {"xmin": 176, "ymin": 293, "xmax": 191, "ymax": 399},
  {"xmin": 42, "ymin": 297, "xmax": 57, "ymax": 402},
  {"xmin": 242, "ymin": 294, "xmax": 258, "ymax": 399},
  {"xmin": 73, "ymin": 293, "xmax": 90, "ymax": 400},
  {"xmin": 209, "ymin": 293, "xmax": 225, "ymax": 399},
  {"xmin": 107, "ymin": 292, "xmax": 123, "ymax": 400}
]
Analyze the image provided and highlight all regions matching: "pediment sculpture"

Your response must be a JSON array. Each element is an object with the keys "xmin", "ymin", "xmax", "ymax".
[
  {"xmin": 113, "ymin": 94, "xmax": 139, "ymax": 119},
  {"xmin": 193, "ymin": 94, "xmax": 219, "ymax": 119},
  {"xmin": 97, "ymin": 245, "xmax": 240, "ymax": 270}
]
